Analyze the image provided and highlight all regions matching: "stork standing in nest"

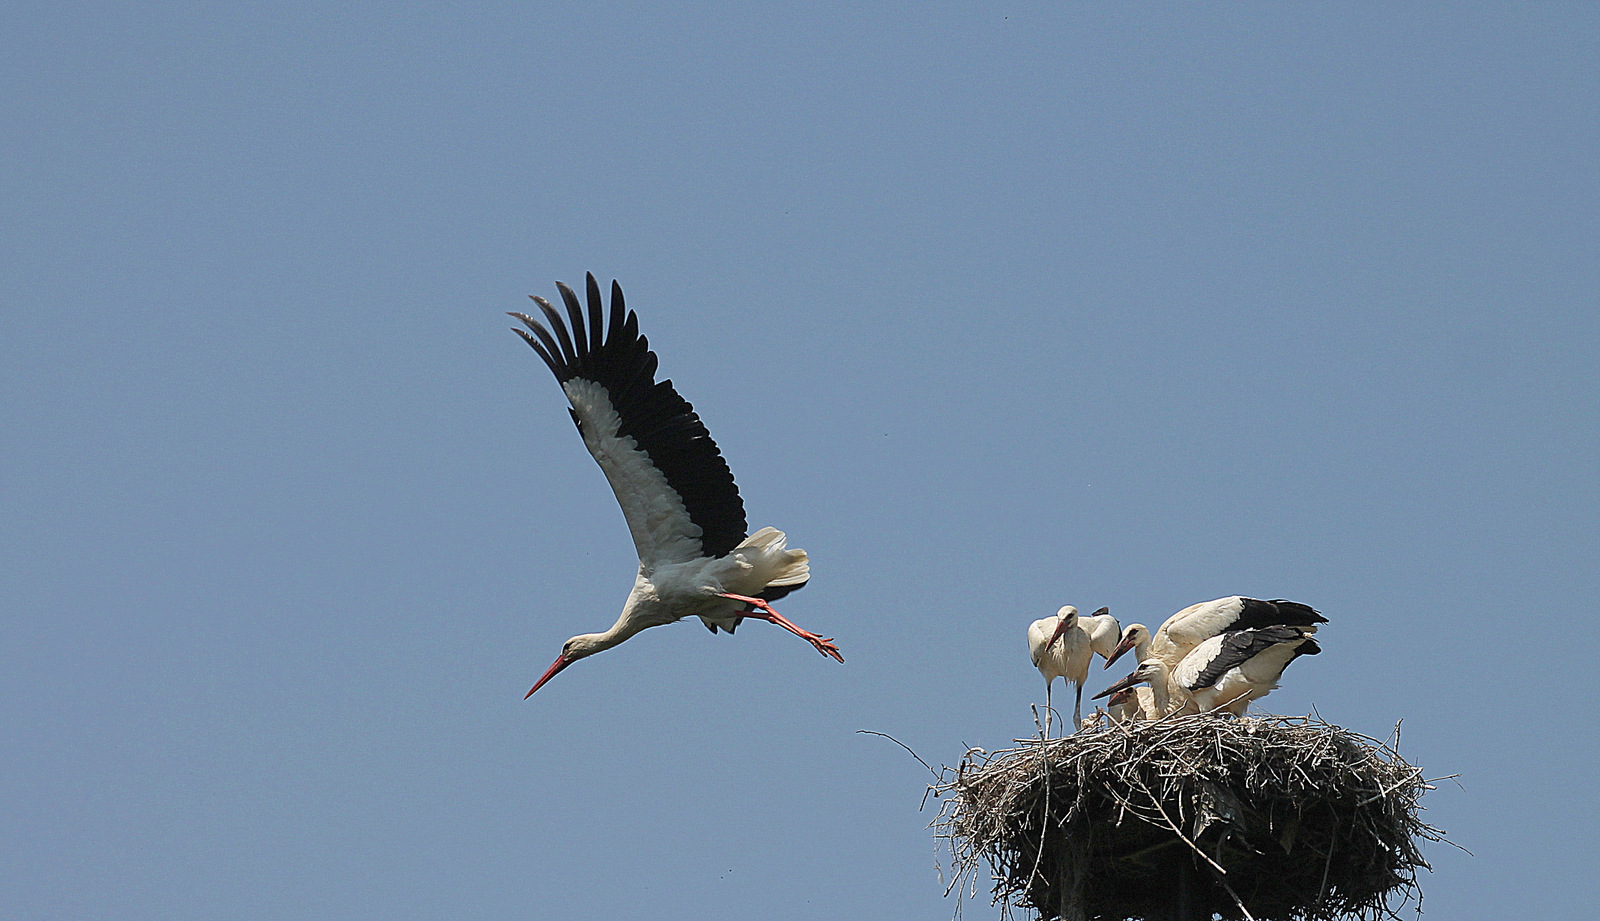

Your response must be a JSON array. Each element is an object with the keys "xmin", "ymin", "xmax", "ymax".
[
  {"xmin": 1028, "ymin": 605, "xmax": 1119, "ymax": 733},
  {"xmin": 510, "ymin": 274, "xmax": 842, "ymax": 698},
  {"xmin": 1105, "ymin": 597, "xmax": 1325, "ymax": 672},
  {"xmin": 1098, "ymin": 625, "xmax": 1321, "ymax": 716}
]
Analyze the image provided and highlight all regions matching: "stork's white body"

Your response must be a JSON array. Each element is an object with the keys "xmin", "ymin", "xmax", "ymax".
[
  {"xmin": 1079, "ymin": 609, "xmax": 1122, "ymax": 661},
  {"xmin": 511, "ymin": 275, "xmax": 839, "ymax": 697},
  {"xmin": 1104, "ymin": 598, "xmax": 1325, "ymax": 710},
  {"xmin": 1028, "ymin": 607, "xmax": 1087, "ymax": 735},
  {"xmin": 578, "ymin": 526, "xmax": 809, "ymax": 649},
  {"xmin": 1152, "ymin": 596, "xmax": 1323, "ymax": 663},
  {"xmin": 1028, "ymin": 605, "xmax": 1120, "ymax": 733},
  {"xmin": 1173, "ymin": 628, "xmax": 1319, "ymax": 715},
  {"xmin": 1100, "ymin": 625, "xmax": 1319, "ymax": 717}
]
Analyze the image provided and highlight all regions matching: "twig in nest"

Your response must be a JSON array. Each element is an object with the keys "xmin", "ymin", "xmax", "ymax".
[{"xmin": 857, "ymin": 729, "xmax": 939, "ymax": 779}]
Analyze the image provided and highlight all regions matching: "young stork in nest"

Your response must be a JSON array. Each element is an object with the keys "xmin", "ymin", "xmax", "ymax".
[
  {"xmin": 1107, "ymin": 685, "xmax": 1160, "ymax": 723},
  {"xmin": 1097, "ymin": 625, "xmax": 1321, "ymax": 716},
  {"xmin": 1028, "ymin": 605, "xmax": 1119, "ymax": 733},
  {"xmin": 510, "ymin": 275, "xmax": 841, "ymax": 698},
  {"xmin": 1104, "ymin": 596, "xmax": 1325, "ymax": 676}
]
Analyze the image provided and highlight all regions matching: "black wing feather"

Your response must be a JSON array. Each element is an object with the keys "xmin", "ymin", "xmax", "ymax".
[
  {"xmin": 1190, "ymin": 626, "xmax": 1312, "ymax": 690},
  {"xmin": 759, "ymin": 582, "xmax": 806, "ymax": 603},
  {"xmin": 560, "ymin": 281, "xmax": 588, "ymax": 358},
  {"xmin": 512, "ymin": 307, "xmax": 565, "ymax": 374},
  {"xmin": 1227, "ymin": 598, "xmax": 1328, "ymax": 633},
  {"xmin": 606, "ymin": 280, "xmax": 626, "ymax": 348},
  {"xmin": 510, "ymin": 321, "xmax": 562, "ymax": 379},
  {"xmin": 511, "ymin": 273, "xmax": 749, "ymax": 558},
  {"xmin": 586, "ymin": 277, "xmax": 606, "ymax": 353},
  {"xmin": 535, "ymin": 295, "xmax": 577, "ymax": 367}
]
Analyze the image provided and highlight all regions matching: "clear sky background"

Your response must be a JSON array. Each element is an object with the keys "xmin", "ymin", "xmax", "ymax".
[{"xmin": 3, "ymin": 4, "xmax": 1596, "ymax": 919}]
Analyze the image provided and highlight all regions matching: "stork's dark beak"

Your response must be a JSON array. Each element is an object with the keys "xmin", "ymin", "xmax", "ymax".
[
  {"xmin": 1104, "ymin": 633, "xmax": 1138, "ymax": 669},
  {"xmin": 1093, "ymin": 669, "xmax": 1146, "ymax": 700},
  {"xmin": 525, "ymin": 654, "xmax": 571, "ymax": 698},
  {"xmin": 1047, "ymin": 617, "xmax": 1073, "ymax": 649}
]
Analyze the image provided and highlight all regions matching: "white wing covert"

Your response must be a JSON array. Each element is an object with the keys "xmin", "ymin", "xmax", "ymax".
[{"xmin": 1160, "ymin": 596, "xmax": 1326, "ymax": 649}]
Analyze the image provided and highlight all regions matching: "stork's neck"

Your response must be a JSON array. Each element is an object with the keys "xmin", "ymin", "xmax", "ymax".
[
  {"xmin": 569, "ymin": 605, "xmax": 655, "ymax": 659},
  {"xmin": 591, "ymin": 610, "xmax": 649, "ymax": 650},
  {"xmin": 566, "ymin": 580, "xmax": 678, "ymax": 660},
  {"xmin": 1148, "ymin": 668, "xmax": 1171, "ymax": 716}
]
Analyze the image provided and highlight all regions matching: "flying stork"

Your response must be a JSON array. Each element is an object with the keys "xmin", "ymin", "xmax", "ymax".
[
  {"xmin": 510, "ymin": 274, "xmax": 842, "ymax": 698},
  {"xmin": 1027, "ymin": 605, "xmax": 1119, "ymax": 733},
  {"xmin": 1097, "ymin": 625, "xmax": 1320, "ymax": 716}
]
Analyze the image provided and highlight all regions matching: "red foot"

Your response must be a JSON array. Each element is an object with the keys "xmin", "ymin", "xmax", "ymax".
[{"xmin": 718, "ymin": 592, "xmax": 845, "ymax": 663}]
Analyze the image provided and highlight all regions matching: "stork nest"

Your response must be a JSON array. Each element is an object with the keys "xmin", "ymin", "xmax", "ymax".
[{"xmin": 931, "ymin": 715, "xmax": 1449, "ymax": 921}]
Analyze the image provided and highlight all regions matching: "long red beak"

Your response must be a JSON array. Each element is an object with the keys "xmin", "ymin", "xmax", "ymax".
[
  {"xmin": 1104, "ymin": 634, "xmax": 1138, "ymax": 669},
  {"xmin": 1047, "ymin": 617, "xmax": 1074, "ymax": 649},
  {"xmin": 524, "ymin": 654, "xmax": 571, "ymax": 699}
]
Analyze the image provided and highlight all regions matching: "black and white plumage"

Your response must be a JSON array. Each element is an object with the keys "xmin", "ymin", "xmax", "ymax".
[
  {"xmin": 1097, "ymin": 625, "xmax": 1321, "ymax": 716},
  {"xmin": 1097, "ymin": 596, "xmax": 1325, "ymax": 718},
  {"xmin": 1104, "ymin": 596, "xmax": 1326, "ymax": 671},
  {"xmin": 510, "ymin": 274, "xmax": 841, "ymax": 698},
  {"xmin": 1176, "ymin": 626, "xmax": 1321, "ymax": 714}
]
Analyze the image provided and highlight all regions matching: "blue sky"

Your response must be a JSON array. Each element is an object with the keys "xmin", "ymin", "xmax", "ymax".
[{"xmin": 3, "ymin": 3, "xmax": 1596, "ymax": 919}]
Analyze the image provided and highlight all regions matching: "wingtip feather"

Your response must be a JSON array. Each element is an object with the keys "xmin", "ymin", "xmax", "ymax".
[{"xmin": 534, "ymin": 295, "xmax": 577, "ymax": 367}]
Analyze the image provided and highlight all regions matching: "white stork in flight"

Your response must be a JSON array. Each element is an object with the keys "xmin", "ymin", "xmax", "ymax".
[
  {"xmin": 1097, "ymin": 625, "xmax": 1320, "ymax": 716},
  {"xmin": 510, "ymin": 274, "xmax": 841, "ymax": 698}
]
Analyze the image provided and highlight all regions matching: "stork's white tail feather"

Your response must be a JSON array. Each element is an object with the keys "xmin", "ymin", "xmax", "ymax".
[{"xmin": 736, "ymin": 526, "xmax": 810, "ymax": 588}]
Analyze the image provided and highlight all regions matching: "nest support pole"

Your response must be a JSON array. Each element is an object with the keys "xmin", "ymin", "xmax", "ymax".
[
  {"xmin": 1047, "ymin": 810, "xmax": 1214, "ymax": 921},
  {"xmin": 1053, "ymin": 820, "xmax": 1088, "ymax": 921},
  {"xmin": 1174, "ymin": 852, "xmax": 1198, "ymax": 921}
]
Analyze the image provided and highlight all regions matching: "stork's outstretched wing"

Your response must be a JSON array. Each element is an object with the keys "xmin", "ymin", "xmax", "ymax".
[
  {"xmin": 511, "ymin": 274, "xmax": 748, "ymax": 569},
  {"xmin": 1159, "ymin": 596, "xmax": 1326, "ymax": 649},
  {"xmin": 1181, "ymin": 625, "xmax": 1320, "ymax": 690}
]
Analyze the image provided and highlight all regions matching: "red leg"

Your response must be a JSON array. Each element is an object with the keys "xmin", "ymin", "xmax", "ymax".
[{"xmin": 717, "ymin": 592, "xmax": 844, "ymax": 663}]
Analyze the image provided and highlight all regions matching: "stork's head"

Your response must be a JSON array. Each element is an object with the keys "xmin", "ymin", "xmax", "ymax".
[
  {"xmin": 1094, "ymin": 658, "xmax": 1167, "ymax": 700},
  {"xmin": 524, "ymin": 633, "xmax": 606, "ymax": 698},
  {"xmin": 1046, "ymin": 605, "xmax": 1079, "ymax": 649},
  {"xmin": 1104, "ymin": 623, "xmax": 1151, "ymax": 669}
]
